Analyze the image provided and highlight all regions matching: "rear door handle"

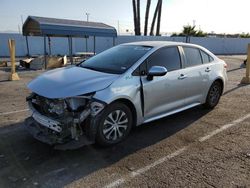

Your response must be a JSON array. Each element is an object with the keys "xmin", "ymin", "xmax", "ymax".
[
  {"xmin": 178, "ymin": 74, "xmax": 187, "ymax": 80},
  {"xmin": 205, "ymin": 67, "xmax": 211, "ymax": 72}
]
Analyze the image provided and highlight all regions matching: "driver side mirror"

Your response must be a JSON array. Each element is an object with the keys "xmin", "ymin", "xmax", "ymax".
[{"xmin": 147, "ymin": 66, "xmax": 168, "ymax": 81}]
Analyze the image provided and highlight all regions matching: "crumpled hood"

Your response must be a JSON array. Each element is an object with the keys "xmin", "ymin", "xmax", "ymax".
[{"xmin": 28, "ymin": 66, "xmax": 119, "ymax": 99}]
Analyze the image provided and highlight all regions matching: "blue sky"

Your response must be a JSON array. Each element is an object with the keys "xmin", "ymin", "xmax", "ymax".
[{"xmin": 0, "ymin": 0, "xmax": 250, "ymax": 34}]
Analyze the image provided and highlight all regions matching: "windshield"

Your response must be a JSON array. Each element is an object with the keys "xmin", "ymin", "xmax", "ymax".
[{"xmin": 79, "ymin": 45, "xmax": 152, "ymax": 74}]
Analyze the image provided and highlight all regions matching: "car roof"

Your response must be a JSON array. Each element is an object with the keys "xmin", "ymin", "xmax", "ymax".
[{"xmin": 122, "ymin": 41, "xmax": 202, "ymax": 48}]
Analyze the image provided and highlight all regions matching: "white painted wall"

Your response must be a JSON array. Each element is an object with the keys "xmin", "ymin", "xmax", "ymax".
[{"xmin": 1, "ymin": 33, "xmax": 250, "ymax": 57}]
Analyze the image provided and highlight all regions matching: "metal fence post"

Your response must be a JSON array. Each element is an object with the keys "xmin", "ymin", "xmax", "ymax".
[
  {"xmin": 25, "ymin": 36, "xmax": 30, "ymax": 57},
  {"xmin": 241, "ymin": 44, "xmax": 250, "ymax": 84},
  {"xmin": 93, "ymin": 36, "xmax": 96, "ymax": 54},
  {"xmin": 44, "ymin": 36, "xmax": 47, "ymax": 69}
]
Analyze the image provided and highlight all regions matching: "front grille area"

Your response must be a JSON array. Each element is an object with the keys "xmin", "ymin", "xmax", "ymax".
[
  {"xmin": 26, "ymin": 93, "xmax": 94, "ymax": 148},
  {"xmin": 31, "ymin": 95, "xmax": 67, "ymax": 118}
]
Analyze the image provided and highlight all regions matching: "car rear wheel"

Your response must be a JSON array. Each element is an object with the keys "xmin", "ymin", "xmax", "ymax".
[
  {"xmin": 204, "ymin": 81, "xmax": 222, "ymax": 109},
  {"xmin": 96, "ymin": 102, "xmax": 132, "ymax": 146}
]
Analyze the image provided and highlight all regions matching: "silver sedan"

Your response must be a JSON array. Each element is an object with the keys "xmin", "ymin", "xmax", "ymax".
[{"xmin": 26, "ymin": 41, "xmax": 227, "ymax": 149}]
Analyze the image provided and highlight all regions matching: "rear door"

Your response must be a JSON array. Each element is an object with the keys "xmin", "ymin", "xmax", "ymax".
[{"xmin": 181, "ymin": 46, "xmax": 210, "ymax": 105}]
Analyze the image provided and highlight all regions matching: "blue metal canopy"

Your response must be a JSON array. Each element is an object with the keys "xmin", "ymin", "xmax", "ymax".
[{"xmin": 22, "ymin": 16, "xmax": 117, "ymax": 37}]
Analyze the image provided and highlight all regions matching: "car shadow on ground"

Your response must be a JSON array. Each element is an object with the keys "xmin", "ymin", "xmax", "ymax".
[
  {"xmin": 223, "ymin": 83, "xmax": 249, "ymax": 96},
  {"xmin": 0, "ymin": 106, "xmax": 210, "ymax": 188}
]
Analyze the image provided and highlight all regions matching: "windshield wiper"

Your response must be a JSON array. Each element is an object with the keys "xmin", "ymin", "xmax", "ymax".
[
  {"xmin": 80, "ymin": 65, "xmax": 121, "ymax": 74},
  {"xmin": 81, "ymin": 66, "xmax": 100, "ymax": 72}
]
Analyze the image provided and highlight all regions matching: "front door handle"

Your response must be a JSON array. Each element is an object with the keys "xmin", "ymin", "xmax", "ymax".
[
  {"xmin": 205, "ymin": 67, "xmax": 211, "ymax": 72},
  {"xmin": 178, "ymin": 74, "xmax": 187, "ymax": 80}
]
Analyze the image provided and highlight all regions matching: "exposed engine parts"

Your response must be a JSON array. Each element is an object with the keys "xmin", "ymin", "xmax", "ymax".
[{"xmin": 25, "ymin": 93, "xmax": 105, "ymax": 149}]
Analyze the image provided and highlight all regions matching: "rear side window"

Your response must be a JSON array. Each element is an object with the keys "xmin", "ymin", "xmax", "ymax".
[
  {"xmin": 183, "ymin": 47, "xmax": 202, "ymax": 67},
  {"xmin": 200, "ymin": 50, "xmax": 214, "ymax": 63},
  {"xmin": 147, "ymin": 47, "xmax": 181, "ymax": 72}
]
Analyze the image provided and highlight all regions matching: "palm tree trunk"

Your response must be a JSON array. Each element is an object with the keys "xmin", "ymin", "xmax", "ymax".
[
  {"xmin": 136, "ymin": 0, "xmax": 141, "ymax": 35},
  {"xmin": 132, "ymin": 0, "xmax": 138, "ymax": 35},
  {"xmin": 144, "ymin": 0, "xmax": 151, "ymax": 36},
  {"xmin": 150, "ymin": 0, "xmax": 160, "ymax": 36},
  {"xmin": 156, "ymin": 0, "xmax": 162, "ymax": 36}
]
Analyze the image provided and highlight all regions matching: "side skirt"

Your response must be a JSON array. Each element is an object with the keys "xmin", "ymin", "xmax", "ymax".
[{"xmin": 143, "ymin": 102, "xmax": 201, "ymax": 124}]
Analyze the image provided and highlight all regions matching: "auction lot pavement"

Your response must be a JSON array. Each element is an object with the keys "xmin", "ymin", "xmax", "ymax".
[{"xmin": 0, "ymin": 55, "xmax": 250, "ymax": 188}]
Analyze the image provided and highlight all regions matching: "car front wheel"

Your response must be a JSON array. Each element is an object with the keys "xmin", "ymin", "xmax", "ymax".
[{"xmin": 96, "ymin": 102, "xmax": 132, "ymax": 146}]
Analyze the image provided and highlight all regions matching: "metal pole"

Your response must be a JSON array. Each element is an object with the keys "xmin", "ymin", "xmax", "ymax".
[
  {"xmin": 44, "ymin": 36, "xmax": 47, "ymax": 69},
  {"xmin": 68, "ymin": 36, "xmax": 70, "ymax": 55},
  {"xmin": 21, "ymin": 15, "xmax": 24, "ymax": 25},
  {"xmin": 25, "ymin": 36, "xmax": 30, "ymax": 57},
  {"xmin": 93, "ymin": 36, "xmax": 96, "ymax": 55},
  {"xmin": 71, "ymin": 37, "xmax": 73, "ymax": 64},
  {"xmin": 85, "ymin": 36, "xmax": 88, "ymax": 52},
  {"xmin": 48, "ymin": 36, "xmax": 51, "ymax": 55},
  {"xmin": 86, "ymin": 13, "xmax": 90, "ymax": 22},
  {"xmin": 68, "ymin": 37, "xmax": 73, "ymax": 64},
  {"xmin": 117, "ymin": 20, "xmax": 120, "ymax": 35}
]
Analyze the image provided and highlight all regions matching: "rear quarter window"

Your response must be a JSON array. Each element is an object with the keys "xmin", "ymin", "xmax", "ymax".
[
  {"xmin": 209, "ymin": 55, "xmax": 214, "ymax": 62},
  {"xmin": 200, "ymin": 50, "xmax": 214, "ymax": 63}
]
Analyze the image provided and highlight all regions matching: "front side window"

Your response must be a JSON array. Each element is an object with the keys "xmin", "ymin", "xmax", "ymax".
[
  {"xmin": 147, "ymin": 47, "xmax": 181, "ymax": 72},
  {"xmin": 79, "ymin": 45, "xmax": 152, "ymax": 74},
  {"xmin": 183, "ymin": 47, "xmax": 202, "ymax": 67}
]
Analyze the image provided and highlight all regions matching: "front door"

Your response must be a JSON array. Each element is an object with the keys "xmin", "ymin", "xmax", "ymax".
[{"xmin": 141, "ymin": 46, "xmax": 187, "ymax": 121}]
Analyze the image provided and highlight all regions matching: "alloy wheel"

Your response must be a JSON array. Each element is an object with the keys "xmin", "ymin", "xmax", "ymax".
[
  {"xmin": 102, "ymin": 110, "xmax": 129, "ymax": 141},
  {"xmin": 209, "ymin": 83, "xmax": 221, "ymax": 106}
]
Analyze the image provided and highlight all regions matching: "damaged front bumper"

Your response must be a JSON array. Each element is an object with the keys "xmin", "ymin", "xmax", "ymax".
[
  {"xmin": 25, "ymin": 117, "xmax": 94, "ymax": 150},
  {"xmin": 25, "ymin": 93, "xmax": 105, "ymax": 150}
]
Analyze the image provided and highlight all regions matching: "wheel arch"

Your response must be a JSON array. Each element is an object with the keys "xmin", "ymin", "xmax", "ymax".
[
  {"xmin": 110, "ymin": 98, "xmax": 137, "ymax": 127},
  {"xmin": 213, "ymin": 77, "xmax": 224, "ymax": 94}
]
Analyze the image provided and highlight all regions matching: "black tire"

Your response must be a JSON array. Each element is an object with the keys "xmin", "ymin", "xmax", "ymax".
[
  {"xmin": 95, "ymin": 102, "xmax": 133, "ymax": 146},
  {"xmin": 204, "ymin": 81, "xmax": 223, "ymax": 109}
]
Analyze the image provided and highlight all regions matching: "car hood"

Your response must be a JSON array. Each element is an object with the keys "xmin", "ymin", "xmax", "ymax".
[{"xmin": 28, "ymin": 66, "xmax": 119, "ymax": 99}]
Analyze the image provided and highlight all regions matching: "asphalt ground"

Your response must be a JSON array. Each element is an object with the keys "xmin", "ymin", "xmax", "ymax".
[{"xmin": 0, "ymin": 55, "xmax": 249, "ymax": 188}]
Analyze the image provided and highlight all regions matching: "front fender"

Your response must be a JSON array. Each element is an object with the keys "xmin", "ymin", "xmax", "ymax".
[{"xmin": 93, "ymin": 77, "xmax": 144, "ymax": 126}]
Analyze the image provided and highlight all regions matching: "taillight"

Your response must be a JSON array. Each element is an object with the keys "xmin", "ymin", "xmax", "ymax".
[{"xmin": 223, "ymin": 63, "xmax": 227, "ymax": 69}]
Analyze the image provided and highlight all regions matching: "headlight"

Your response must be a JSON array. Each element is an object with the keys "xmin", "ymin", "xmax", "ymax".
[
  {"xmin": 46, "ymin": 99, "xmax": 67, "ymax": 115},
  {"xmin": 90, "ymin": 101, "xmax": 105, "ymax": 116},
  {"xmin": 66, "ymin": 97, "xmax": 87, "ymax": 111},
  {"xmin": 48, "ymin": 102, "xmax": 66, "ymax": 115}
]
